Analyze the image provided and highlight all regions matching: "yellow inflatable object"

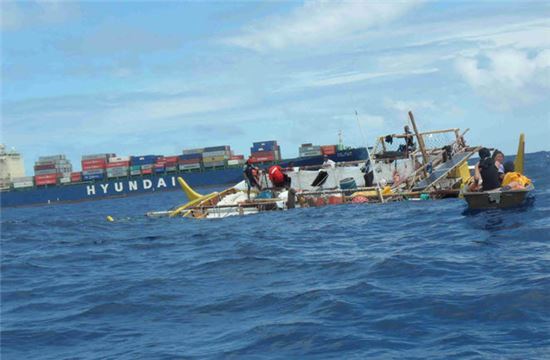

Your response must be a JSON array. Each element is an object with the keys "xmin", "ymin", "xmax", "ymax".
[
  {"xmin": 106, "ymin": 215, "xmax": 114, "ymax": 222},
  {"xmin": 178, "ymin": 177, "xmax": 203, "ymax": 201},
  {"xmin": 502, "ymin": 172, "xmax": 531, "ymax": 188},
  {"xmin": 514, "ymin": 133, "xmax": 525, "ymax": 175}
]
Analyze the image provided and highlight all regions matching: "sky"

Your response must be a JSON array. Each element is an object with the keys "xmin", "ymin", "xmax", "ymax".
[{"xmin": 1, "ymin": 0, "xmax": 549, "ymax": 174}]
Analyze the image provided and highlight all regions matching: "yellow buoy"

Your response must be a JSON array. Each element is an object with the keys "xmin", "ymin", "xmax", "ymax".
[{"xmin": 106, "ymin": 215, "xmax": 114, "ymax": 222}]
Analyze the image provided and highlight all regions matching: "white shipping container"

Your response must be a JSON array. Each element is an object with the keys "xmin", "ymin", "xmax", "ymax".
[
  {"xmin": 59, "ymin": 177, "xmax": 71, "ymax": 184},
  {"xmin": 82, "ymin": 154, "xmax": 109, "ymax": 160},
  {"xmin": 12, "ymin": 176, "xmax": 34, "ymax": 182},
  {"xmin": 130, "ymin": 170, "xmax": 141, "ymax": 176},
  {"xmin": 38, "ymin": 155, "xmax": 66, "ymax": 162},
  {"xmin": 202, "ymin": 150, "xmax": 229, "ymax": 157},
  {"xmin": 227, "ymin": 159, "xmax": 244, "ymax": 166},
  {"xmin": 179, "ymin": 164, "xmax": 201, "ymax": 170},
  {"xmin": 182, "ymin": 148, "xmax": 204, "ymax": 155},
  {"xmin": 13, "ymin": 181, "xmax": 34, "ymax": 188},
  {"xmin": 203, "ymin": 161, "xmax": 225, "ymax": 168},
  {"xmin": 109, "ymin": 156, "xmax": 130, "ymax": 163}
]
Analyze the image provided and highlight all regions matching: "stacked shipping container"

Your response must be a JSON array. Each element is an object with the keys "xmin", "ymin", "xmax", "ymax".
[
  {"xmin": 249, "ymin": 141, "xmax": 281, "ymax": 163},
  {"xmin": 34, "ymin": 155, "xmax": 73, "ymax": 186},
  {"xmin": 81, "ymin": 154, "xmax": 111, "ymax": 181},
  {"xmin": 202, "ymin": 145, "xmax": 231, "ymax": 168}
]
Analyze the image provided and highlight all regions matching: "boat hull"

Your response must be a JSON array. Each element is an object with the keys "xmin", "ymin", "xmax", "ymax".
[{"xmin": 463, "ymin": 187, "xmax": 533, "ymax": 209}]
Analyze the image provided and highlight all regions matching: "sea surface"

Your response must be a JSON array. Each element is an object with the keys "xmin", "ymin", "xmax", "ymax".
[{"xmin": 2, "ymin": 152, "xmax": 549, "ymax": 359}]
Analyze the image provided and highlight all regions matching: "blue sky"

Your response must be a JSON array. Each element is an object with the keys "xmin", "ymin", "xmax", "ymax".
[{"xmin": 2, "ymin": 0, "xmax": 549, "ymax": 174}]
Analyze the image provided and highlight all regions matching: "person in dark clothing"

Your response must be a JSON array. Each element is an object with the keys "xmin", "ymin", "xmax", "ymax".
[
  {"xmin": 243, "ymin": 159, "xmax": 261, "ymax": 199},
  {"xmin": 474, "ymin": 148, "xmax": 501, "ymax": 191},
  {"xmin": 362, "ymin": 159, "xmax": 374, "ymax": 187},
  {"xmin": 404, "ymin": 125, "xmax": 416, "ymax": 152}
]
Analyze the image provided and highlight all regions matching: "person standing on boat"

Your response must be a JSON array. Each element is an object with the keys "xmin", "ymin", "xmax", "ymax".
[
  {"xmin": 322, "ymin": 155, "xmax": 336, "ymax": 168},
  {"xmin": 474, "ymin": 148, "xmax": 500, "ymax": 191},
  {"xmin": 268, "ymin": 165, "xmax": 291, "ymax": 189},
  {"xmin": 404, "ymin": 125, "xmax": 416, "ymax": 153},
  {"xmin": 243, "ymin": 158, "xmax": 262, "ymax": 199}
]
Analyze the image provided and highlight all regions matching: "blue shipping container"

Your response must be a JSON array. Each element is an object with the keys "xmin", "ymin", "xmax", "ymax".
[
  {"xmin": 253, "ymin": 140, "xmax": 277, "ymax": 147},
  {"xmin": 131, "ymin": 155, "xmax": 157, "ymax": 166},
  {"xmin": 204, "ymin": 145, "xmax": 229, "ymax": 152},
  {"xmin": 251, "ymin": 143, "xmax": 276, "ymax": 152},
  {"xmin": 83, "ymin": 174, "xmax": 104, "ymax": 181},
  {"xmin": 179, "ymin": 154, "xmax": 203, "ymax": 160}
]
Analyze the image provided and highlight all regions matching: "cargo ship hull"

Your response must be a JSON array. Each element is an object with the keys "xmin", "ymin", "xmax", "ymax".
[{"xmin": 1, "ymin": 148, "xmax": 367, "ymax": 207}]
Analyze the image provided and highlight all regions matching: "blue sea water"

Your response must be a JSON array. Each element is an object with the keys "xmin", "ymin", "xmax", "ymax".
[{"xmin": 1, "ymin": 152, "xmax": 549, "ymax": 359}]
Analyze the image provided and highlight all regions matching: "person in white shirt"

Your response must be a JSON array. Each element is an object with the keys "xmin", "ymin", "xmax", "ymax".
[{"xmin": 322, "ymin": 155, "xmax": 336, "ymax": 169}]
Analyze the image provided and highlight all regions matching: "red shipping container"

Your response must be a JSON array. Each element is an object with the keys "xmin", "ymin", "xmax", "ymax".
[
  {"xmin": 321, "ymin": 145, "xmax": 337, "ymax": 155},
  {"xmin": 165, "ymin": 161, "xmax": 177, "ymax": 167},
  {"xmin": 252, "ymin": 155, "xmax": 275, "ymax": 162},
  {"xmin": 35, "ymin": 174, "xmax": 57, "ymax": 186},
  {"xmin": 34, "ymin": 164, "xmax": 56, "ymax": 170},
  {"xmin": 230, "ymin": 155, "xmax": 245, "ymax": 160},
  {"xmin": 106, "ymin": 161, "xmax": 130, "ymax": 168},
  {"xmin": 71, "ymin": 175, "xmax": 82, "ymax": 182},
  {"xmin": 141, "ymin": 169, "xmax": 152, "ymax": 175},
  {"xmin": 82, "ymin": 163, "xmax": 106, "ymax": 171},
  {"xmin": 81, "ymin": 159, "xmax": 106, "ymax": 167},
  {"xmin": 164, "ymin": 156, "xmax": 178, "ymax": 163}
]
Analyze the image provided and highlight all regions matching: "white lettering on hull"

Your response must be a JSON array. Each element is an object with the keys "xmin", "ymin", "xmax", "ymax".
[
  {"xmin": 171, "ymin": 177, "xmax": 176, "ymax": 186},
  {"xmin": 86, "ymin": 185, "xmax": 96, "ymax": 195},
  {"xmin": 157, "ymin": 178, "xmax": 167, "ymax": 188},
  {"xmin": 143, "ymin": 179, "xmax": 152, "ymax": 190},
  {"xmin": 129, "ymin": 181, "xmax": 138, "ymax": 191},
  {"xmin": 100, "ymin": 184, "xmax": 109, "ymax": 194},
  {"xmin": 114, "ymin": 182, "xmax": 123, "ymax": 192}
]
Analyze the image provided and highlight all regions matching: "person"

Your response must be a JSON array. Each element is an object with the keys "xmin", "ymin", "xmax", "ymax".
[
  {"xmin": 501, "ymin": 161, "xmax": 531, "ymax": 190},
  {"xmin": 404, "ymin": 125, "xmax": 416, "ymax": 152},
  {"xmin": 492, "ymin": 150, "xmax": 505, "ymax": 180},
  {"xmin": 322, "ymin": 155, "xmax": 336, "ymax": 169},
  {"xmin": 361, "ymin": 158, "xmax": 374, "ymax": 187},
  {"xmin": 268, "ymin": 165, "xmax": 291, "ymax": 189},
  {"xmin": 243, "ymin": 158, "xmax": 261, "ymax": 199},
  {"xmin": 474, "ymin": 148, "xmax": 500, "ymax": 191}
]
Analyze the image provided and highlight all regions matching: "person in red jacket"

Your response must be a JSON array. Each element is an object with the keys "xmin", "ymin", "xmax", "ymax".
[{"xmin": 268, "ymin": 165, "xmax": 291, "ymax": 189}]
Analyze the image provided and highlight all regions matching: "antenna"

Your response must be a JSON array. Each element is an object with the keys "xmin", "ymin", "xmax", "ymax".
[{"xmin": 338, "ymin": 129, "xmax": 343, "ymax": 150}]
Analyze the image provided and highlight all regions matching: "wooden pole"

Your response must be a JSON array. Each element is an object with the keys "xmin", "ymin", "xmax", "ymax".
[{"xmin": 408, "ymin": 111, "xmax": 429, "ymax": 165}]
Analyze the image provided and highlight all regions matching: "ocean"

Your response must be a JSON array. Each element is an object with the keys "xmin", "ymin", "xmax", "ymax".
[{"xmin": 2, "ymin": 151, "xmax": 549, "ymax": 359}]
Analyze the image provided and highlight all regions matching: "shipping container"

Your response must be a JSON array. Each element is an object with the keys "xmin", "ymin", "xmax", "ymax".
[
  {"xmin": 130, "ymin": 155, "xmax": 157, "ymax": 166},
  {"xmin": 165, "ymin": 166, "xmax": 177, "ymax": 172},
  {"xmin": 202, "ymin": 150, "xmax": 228, "ymax": 158},
  {"xmin": 59, "ymin": 177, "xmax": 71, "ymax": 184},
  {"xmin": 82, "ymin": 169, "xmax": 105, "ymax": 176},
  {"xmin": 130, "ymin": 170, "xmax": 141, "ymax": 176},
  {"xmin": 82, "ymin": 174, "xmax": 104, "ymax": 181},
  {"xmin": 11, "ymin": 176, "xmax": 34, "ymax": 183},
  {"xmin": 35, "ymin": 174, "xmax": 58, "ymax": 186},
  {"xmin": 203, "ymin": 145, "xmax": 230, "ymax": 152},
  {"xmin": 108, "ymin": 156, "xmax": 130, "ymax": 163},
  {"xmin": 253, "ymin": 140, "xmax": 277, "ymax": 147},
  {"xmin": 321, "ymin": 145, "xmax": 337, "ymax": 155},
  {"xmin": 82, "ymin": 163, "xmax": 106, "ymax": 171},
  {"xmin": 182, "ymin": 148, "xmax": 204, "ymax": 155},
  {"xmin": 203, "ymin": 160, "xmax": 226, "ymax": 168},
  {"xmin": 202, "ymin": 155, "xmax": 226, "ymax": 163},
  {"xmin": 82, "ymin": 153, "xmax": 111, "ymax": 161},
  {"xmin": 178, "ymin": 163, "xmax": 201, "ymax": 170},
  {"xmin": 141, "ymin": 164, "xmax": 153, "ymax": 170},
  {"xmin": 141, "ymin": 168, "xmax": 153, "ymax": 175},
  {"xmin": 163, "ymin": 156, "xmax": 178, "ymax": 163},
  {"xmin": 38, "ymin": 155, "xmax": 66, "ymax": 162},
  {"xmin": 227, "ymin": 159, "xmax": 245, "ymax": 166},
  {"xmin": 230, "ymin": 155, "xmax": 245, "ymax": 160},
  {"xmin": 34, "ymin": 164, "xmax": 56, "ymax": 170},
  {"xmin": 13, "ymin": 181, "xmax": 34, "ymax": 189},
  {"xmin": 179, "ymin": 154, "xmax": 202, "ymax": 161},
  {"xmin": 106, "ymin": 161, "xmax": 130, "ymax": 168},
  {"xmin": 34, "ymin": 169, "xmax": 58, "ymax": 175}
]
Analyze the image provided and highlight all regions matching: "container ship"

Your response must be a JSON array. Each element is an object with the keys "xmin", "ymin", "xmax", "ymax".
[{"xmin": 0, "ymin": 141, "xmax": 368, "ymax": 208}]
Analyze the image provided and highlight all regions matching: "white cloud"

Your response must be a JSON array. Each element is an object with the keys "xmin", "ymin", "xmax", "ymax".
[
  {"xmin": 224, "ymin": 0, "xmax": 423, "ymax": 51},
  {"xmin": 384, "ymin": 99, "xmax": 437, "ymax": 113},
  {"xmin": 1, "ymin": 0, "xmax": 79, "ymax": 31},
  {"xmin": 455, "ymin": 49, "xmax": 550, "ymax": 109}
]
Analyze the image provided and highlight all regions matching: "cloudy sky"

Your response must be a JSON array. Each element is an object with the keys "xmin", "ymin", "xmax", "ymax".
[{"xmin": 2, "ymin": 0, "xmax": 549, "ymax": 173}]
